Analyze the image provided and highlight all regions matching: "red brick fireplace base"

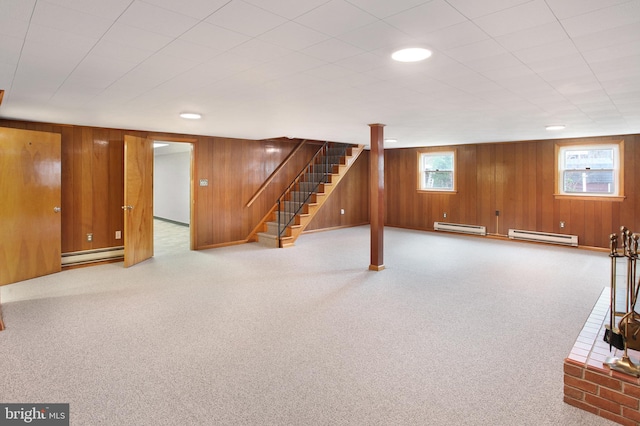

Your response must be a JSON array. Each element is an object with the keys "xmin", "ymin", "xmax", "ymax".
[
  {"xmin": 564, "ymin": 358, "xmax": 640, "ymax": 425},
  {"xmin": 564, "ymin": 289, "xmax": 640, "ymax": 425}
]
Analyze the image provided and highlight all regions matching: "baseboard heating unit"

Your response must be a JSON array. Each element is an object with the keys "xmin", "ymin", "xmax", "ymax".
[
  {"xmin": 61, "ymin": 247, "xmax": 124, "ymax": 267},
  {"xmin": 508, "ymin": 229, "xmax": 578, "ymax": 247},
  {"xmin": 433, "ymin": 222, "xmax": 487, "ymax": 236}
]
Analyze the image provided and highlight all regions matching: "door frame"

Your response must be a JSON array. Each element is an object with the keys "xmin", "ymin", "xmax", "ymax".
[{"xmin": 148, "ymin": 135, "xmax": 197, "ymax": 251}]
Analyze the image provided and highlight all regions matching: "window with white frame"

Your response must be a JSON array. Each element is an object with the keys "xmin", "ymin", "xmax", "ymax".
[
  {"xmin": 418, "ymin": 151, "xmax": 455, "ymax": 192},
  {"xmin": 556, "ymin": 142, "xmax": 623, "ymax": 197}
]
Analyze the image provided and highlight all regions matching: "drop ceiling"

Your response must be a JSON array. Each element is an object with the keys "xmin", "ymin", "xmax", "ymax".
[{"xmin": 1, "ymin": 0, "xmax": 640, "ymax": 148}]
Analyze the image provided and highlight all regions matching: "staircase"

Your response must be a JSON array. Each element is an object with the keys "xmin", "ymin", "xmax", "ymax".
[{"xmin": 252, "ymin": 142, "xmax": 364, "ymax": 248}]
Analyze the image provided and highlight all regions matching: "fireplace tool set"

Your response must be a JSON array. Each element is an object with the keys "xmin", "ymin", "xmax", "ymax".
[{"xmin": 604, "ymin": 226, "xmax": 640, "ymax": 376}]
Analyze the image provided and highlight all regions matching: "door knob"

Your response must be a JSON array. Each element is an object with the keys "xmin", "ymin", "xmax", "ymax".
[
  {"xmin": 121, "ymin": 205, "xmax": 134, "ymax": 210},
  {"xmin": 53, "ymin": 206, "xmax": 61, "ymax": 213}
]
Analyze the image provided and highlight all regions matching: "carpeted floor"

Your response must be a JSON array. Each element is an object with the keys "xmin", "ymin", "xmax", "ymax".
[{"xmin": 0, "ymin": 225, "xmax": 616, "ymax": 425}]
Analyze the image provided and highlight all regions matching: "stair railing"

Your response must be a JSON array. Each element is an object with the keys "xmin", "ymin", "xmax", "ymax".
[{"xmin": 276, "ymin": 142, "xmax": 348, "ymax": 246}]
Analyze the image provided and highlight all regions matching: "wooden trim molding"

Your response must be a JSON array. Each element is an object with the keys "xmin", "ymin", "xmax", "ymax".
[{"xmin": 0, "ymin": 90, "xmax": 4, "ymax": 107}]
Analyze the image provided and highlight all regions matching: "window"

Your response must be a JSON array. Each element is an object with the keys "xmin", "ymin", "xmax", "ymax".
[
  {"xmin": 418, "ymin": 151, "xmax": 455, "ymax": 192},
  {"xmin": 556, "ymin": 141, "xmax": 624, "ymax": 199}
]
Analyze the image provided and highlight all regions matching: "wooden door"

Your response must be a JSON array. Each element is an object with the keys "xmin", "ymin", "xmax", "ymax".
[
  {"xmin": 0, "ymin": 127, "xmax": 62, "ymax": 285},
  {"xmin": 124, "ymin": 135, "xmax": 154, "ymax": 267}
]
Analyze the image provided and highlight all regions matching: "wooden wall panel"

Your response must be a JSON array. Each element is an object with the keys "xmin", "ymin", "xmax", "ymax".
[
  {"xmin": 306, "ymin": 152, "xmax": 370, "ymax": 231},
  {"xmin": 384, "ymin": 135, "xmax": 640, "ymax": 249},
  {"xmin": 2, "ymin": 120, "xmax": 367, "ymax": 255},
  {"xmin": 4, "ymin": 116, "xmax": 639, "ymax": 252}
]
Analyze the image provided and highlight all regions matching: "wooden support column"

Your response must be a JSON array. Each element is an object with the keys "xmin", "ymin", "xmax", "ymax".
[{"xmin": 369, "ymin": 124, "xmax": 385, "ymax": 271}]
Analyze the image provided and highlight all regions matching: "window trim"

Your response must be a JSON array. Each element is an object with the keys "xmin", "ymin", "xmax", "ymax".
[
  {"xmin": 554, "ymin": 140, "xmax": 625, "ymax": 201},
  {"xmin": 417, "ymin": 149, "xmax": 457, "ymax": 193}
]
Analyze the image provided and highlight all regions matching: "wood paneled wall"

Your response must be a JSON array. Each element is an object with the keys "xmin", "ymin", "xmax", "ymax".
[
  {"xmin": 306, "ymin": 152, "xmax": 370, "ymax": 231},
  {"xmin": 1, "ymin": 120, "xmax": 369, "ymax": 253},
  {"xmin": 194, "ymin": 137, "xmax": 322, "ymax": 248},
  {"xmin": 385, "ymin": 134, "xmax": 640, "ymax": 249}
]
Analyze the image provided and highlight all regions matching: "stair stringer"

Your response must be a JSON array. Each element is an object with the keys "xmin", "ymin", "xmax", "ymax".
[{"xmin": 278, "ymin": 144, "xmax": 364, "ymax": 247}]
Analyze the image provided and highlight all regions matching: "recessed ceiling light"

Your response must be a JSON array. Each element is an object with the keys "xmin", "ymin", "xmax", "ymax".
[
  {"xmin": 391, "ymin": 48, "xmax": 432, "ymax": 63},
  {"xmin": 385, "ymin": 138, "xmax": 397, "ymax": 143},
  {"xmin": 546, "ymin": 125, "xmax": 565, "ymax": 131},
  {"xmin": 180, "ymin": 112, "xmax": 202, "ymax": 120}
]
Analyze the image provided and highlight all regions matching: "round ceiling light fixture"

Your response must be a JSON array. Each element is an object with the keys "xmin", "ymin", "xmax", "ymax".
[
  {"xmin": 545, "ymin": 124, "xmax": 565, "ymax": 131},
  {"xmin": 180, "ymin": 112, "xmax": 202, "ymax": 120},
  {"xmin": 391, "ymin": 47, "xmax": 432, "ymax": 62}
]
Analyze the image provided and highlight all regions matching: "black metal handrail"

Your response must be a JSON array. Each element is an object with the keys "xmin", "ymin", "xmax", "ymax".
[{"xmin": 276, "ymin": 142, "xmax": 348, "ymax": 246}]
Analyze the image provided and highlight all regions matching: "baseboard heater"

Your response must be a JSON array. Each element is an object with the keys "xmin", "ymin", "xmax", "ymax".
[
  {"xmin": 61, "ymin": 246, "xmax": 124, "ymax": 267},
  {"xmin": 508, "ymin": 229, "xmax": 578, "ymax": 247},
  {"xmin": 434, "ymin": 222, "xmax": 487, "ymax": 236}
]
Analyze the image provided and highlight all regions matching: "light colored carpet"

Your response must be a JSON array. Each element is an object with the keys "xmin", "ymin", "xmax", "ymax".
[{"xmin": 0, "ymin": 225, "xmax": 615, "ymax": 425}]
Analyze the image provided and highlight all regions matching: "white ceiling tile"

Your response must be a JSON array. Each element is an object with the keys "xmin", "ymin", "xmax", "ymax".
[
  {"xmin": 0, "ymin": 61, "xmax": 17, "ymax": 86},
  {"xmin": 159, "ymin": 39, "xmax": 222, "ymax": 62},
  {"xmin": 246, "ymin": 53, "xmax": 325, "ymax": 81},
  {"xmin": 31, "ymin": 1, "xmax": 113, "ymax": 38},
  {"xmin": 591, "ymin": 55, "xmax": 640, "ymax": 82},
  {"xmin": 498, "ymin": 74, "xmax": 552, "ymax": 95},
  {"xmin": 301, "ymin": 38, "xmax": 365, "ymax": 63},
  {"xmin": 259, "ymin": 21, "xmax": 329, "ymax": 51},
  {"xmin": 180, "ymin": 23, "xmax": 250, "ymax": 52},
  {"xmin": 527, "ymin": 53, "xmax": 590, "ymax": 75},
  {"xmin": 445, "ymin": 38, "xmax": 507, "ymax": 63},
  {"xmin": 424, "ymin": 21, "xmax": 489, "ymax": 51},
  {"xmin": 561, "ymin": 2, "xmax": 640, "ymax": 38},
  {"xmin": 473, "ymin": 0, "xmax": 557, "ymax": 38},
  {"xmin": 345, "ymin": 0, "xmax": 428, "ymax": 19},
  {"xmin": 65, "ymin": 55, "xmax": 137, "ymax": 89},
  {"xmin": 295, "ymin": 0, "xmax": 378, "ymax": 37},
  {"xmin": 601, "ymin": 77, "xmax": 640, "ymax": 95},
  {"xmin": 551, "ymin": 76, "xmax": 602, "ymax": 96},
  {"xmin": 43, "ymin": 0, "xmax": 131, "ymax": 20},
  {"xmin": 103, "ymin": 23, "xmax": 174, "ymax": 52},
  {"xmin": 513, "ymin": 39, "xmax": 579, "ymax": 64},
  {"xmin": 538, "ymin": 64, "xmax": 596, "ymax": 85},
  {"xmin": 0, "ymin": 1, "xmax": 32, "ymax": 38},
  {"xmin": 582, "ymin": 40, "xmax": 640, "ymax": 64},
  {"xmin": 206, "ymin": 1, "xmax": 287, "ymax": 37},
  {"xmin": 481, "ymin": 64, "xmax": 534, "ymax": 81},
  {"xmin": 117, "ymin": 1, "xmax": 199, "ymax": 38},
  {"xmin": 385, "ymin": 0, "xmax": 467, "ymax": 37},
  {"xmin": 19, "ymin": 39, "xmax": 90, "ymax": 74},
  {"xmin": 333, "ymin": 52, "xmax": 386, "ymax": 72},
  {"xmin": 465, "ymin": 52, "xmax": 522, "ymax": 72},
  {"xmin": 421, "ymin": 54, "xmax": 475, "ymax": 79},
  {"xmin": 229, "ymin": 39, "xmax": 294, "ymax": 63},
  {"xmin": 495, "ymin": 21, "xmax": 568, "ymax": 52},
  {"xmin": 50, "ymin": 89, "xmax": 108, "ymax": 111},
  {"xmin": 243, "ymin": 0, "xmax": 330, "ymax": 20},
  {"xmin": 141, "ymin": 0, "xmax": 230, "ymax": 20},
  {"xmin": 545, "ymin": 0, "xmax": 631, "ymax": 20},
  {"xmin": 0, "ymin": 35, "xmax": 24, "ymax": 65},
  {"xmin": 26, "ymin": 23, "xmax": 98, "ymax": 50},
  {"xmin": 445, "ymin": 0, "xmax": 531, "ymax": 19},
  {"xmin": 2, "ymin": 0, "xmax": 640, "ymax": 148},
  {"xmin": 91, "ymin": 39, "xmax": 154, "ymax": 64},
  {"xmin": 0, "ymin": 0, "xmax": 35, "ymax": 19},
  {"xmin": 338, "ymin": 21, "xmax": 418, "ymax": 52}
]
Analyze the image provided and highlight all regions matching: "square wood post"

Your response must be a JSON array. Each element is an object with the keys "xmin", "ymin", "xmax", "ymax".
[{"xmin": 369, "ymin": 124, "xmax": 385, "ymax": 271}]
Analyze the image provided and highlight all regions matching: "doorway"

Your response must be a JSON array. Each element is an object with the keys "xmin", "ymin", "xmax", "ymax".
[{"xmin": 153, "ymin": 140, "xmax": 193, "ymax": 256}]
